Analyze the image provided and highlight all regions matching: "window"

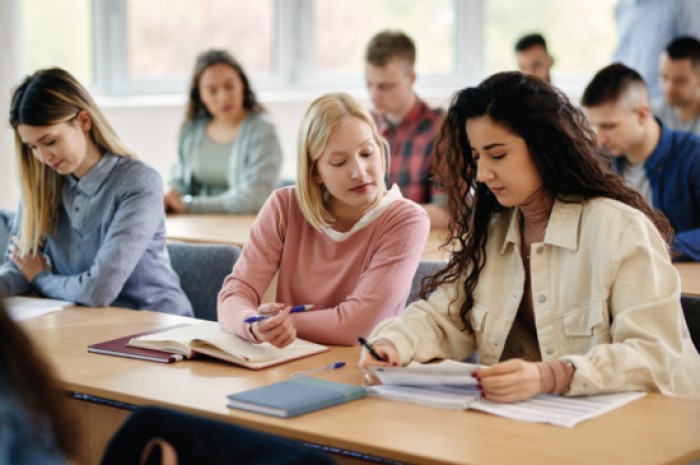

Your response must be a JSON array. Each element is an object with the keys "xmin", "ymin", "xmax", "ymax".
[
  {"xmin": 92, "ymin": 0, "xmax": 473, "ymax": 96},
  {"xmin": 21, "ymin": 0, "xmax": 93, "ymax": 85},
  {"xmin": 483, "ymin": 0, "xmax": 618, "ymax": 94}
]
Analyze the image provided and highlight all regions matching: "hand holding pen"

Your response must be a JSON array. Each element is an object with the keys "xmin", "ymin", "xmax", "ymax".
[
  {"xmin": 246, "ymin": 304, "xmax": 313, "ymax": 349},
  {"xmin": 244, "ymin": 304, "xmax": 314, "ymax": 324},
  {"xmin": 358, "ymin": 337, "xmax": 398, "ymax": 367}
]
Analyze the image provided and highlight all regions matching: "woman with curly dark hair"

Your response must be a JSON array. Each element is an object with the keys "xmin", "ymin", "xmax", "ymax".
[{"xmin": 360, "ymin": 72, "xmax": 700, "ymax": 402}]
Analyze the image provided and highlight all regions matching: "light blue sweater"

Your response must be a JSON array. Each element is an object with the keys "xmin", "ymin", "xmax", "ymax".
[
  {"xmin": 0, "ymin": 154, "xmax": 193, "ymax": 316},
  {"xmin": 169, "ymin": 111, "xmax": 283, "ymax": 213}
]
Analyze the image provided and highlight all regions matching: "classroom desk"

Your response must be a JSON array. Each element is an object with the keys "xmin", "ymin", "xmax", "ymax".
[
  {"xmin": 677, "ymin": 262, "xmax": 700, "ymax": 297},
  {"xmin": 21, "ymin": 307, "xmax": 700, "ymax": 465},
  {"xmin": 166, "ymin": 213, "xmax": 452, "ymax": 261}
]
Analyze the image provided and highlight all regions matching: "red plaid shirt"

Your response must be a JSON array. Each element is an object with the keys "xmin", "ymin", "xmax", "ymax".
[{"xmin": 374, "ymin": 97, "xmax": 444, "ymax": 204}]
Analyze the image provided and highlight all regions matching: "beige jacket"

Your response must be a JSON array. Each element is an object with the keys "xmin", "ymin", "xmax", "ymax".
[{"xmin": 371, "ymin": 198, "xmax": 700, "ymax": 399}]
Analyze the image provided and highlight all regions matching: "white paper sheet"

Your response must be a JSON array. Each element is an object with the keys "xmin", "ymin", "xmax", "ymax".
[{"xmin": 4, "ymin": 296, "xmax": 74, "ymax": 321}]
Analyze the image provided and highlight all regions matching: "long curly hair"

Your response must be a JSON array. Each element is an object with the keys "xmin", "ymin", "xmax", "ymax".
[{"xmin": 424, "ymin": 72, "xmax": 673, "ymax": 329}]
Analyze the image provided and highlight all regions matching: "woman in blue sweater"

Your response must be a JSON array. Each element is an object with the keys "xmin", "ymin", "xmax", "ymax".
[{"xmin": 1, "ymin": 68, "xmax": 192, "ymax": 315}]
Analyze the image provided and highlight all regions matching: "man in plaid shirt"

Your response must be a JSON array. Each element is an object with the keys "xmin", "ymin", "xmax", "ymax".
[{"xmin": 365, "ymin": 30, "xmax": 449, "ymax": 228}]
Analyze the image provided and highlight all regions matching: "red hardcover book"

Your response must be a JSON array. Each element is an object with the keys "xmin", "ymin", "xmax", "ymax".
[{"xmin": 88, "ymin": 324, "xmax": 191, "ymax": 363}]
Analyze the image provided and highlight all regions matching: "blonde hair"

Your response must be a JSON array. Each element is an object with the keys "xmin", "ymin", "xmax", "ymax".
[
  {"xmin": 9, "ymin": 68, "xmax": 134, "ymax": 256},
  {"xmin": 295, "ymin": 92, "xmax": 388, "ymax": 230}
]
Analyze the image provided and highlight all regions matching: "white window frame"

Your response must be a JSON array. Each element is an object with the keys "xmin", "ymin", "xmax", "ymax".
[{"xmin": 91, "ymin": 0, "xmax": 484, "ymax": 96}]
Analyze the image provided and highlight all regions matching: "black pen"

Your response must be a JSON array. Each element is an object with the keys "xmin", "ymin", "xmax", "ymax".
[{"xmin": 358, "ymin": 337, "xmax": 387, "ymax": 362}]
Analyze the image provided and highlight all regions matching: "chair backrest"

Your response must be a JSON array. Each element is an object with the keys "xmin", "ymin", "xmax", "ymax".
[
  {"xmin": 166, "ymin": 242, "xmax": 241, "ymax": 321},
  {"xmin": 100, "ymin": 406, "xmax": 335, "ymax": 465},
  {"xmin": 681, "ymin": 294, "xmax": 700, "ymax": 353},
  {"xmin": 0, "ymin": 209, "xmax": 15, "ymax": 254},
  {"xmin": 408, "ymin": 261, "xmax": 446, "ymax": 303}
]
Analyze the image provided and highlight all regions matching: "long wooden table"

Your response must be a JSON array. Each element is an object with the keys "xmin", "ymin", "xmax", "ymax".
[{"xmin": 21, "ymin": 307, "xmax": 700, "ymax": 465}]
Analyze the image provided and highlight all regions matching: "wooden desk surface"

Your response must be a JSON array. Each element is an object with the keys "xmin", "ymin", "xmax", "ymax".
[
  {"xmin": 676, "ymin": 262, "xmax": 700, "ymax": 297},
  {"xmin": 22, "ymin": 307, "xmax": 700, "ymax": 465}
]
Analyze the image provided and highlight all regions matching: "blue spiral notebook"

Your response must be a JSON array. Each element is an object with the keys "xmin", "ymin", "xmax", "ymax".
[{"xmin": 227, "ymin": 376, "xmax": 366, "ymax": 418}]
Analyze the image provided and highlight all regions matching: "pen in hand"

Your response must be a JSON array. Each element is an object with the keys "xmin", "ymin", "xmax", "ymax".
[
  {"xmin": 244, "ymin": 304, "xmax": 314, "ymax": 324},
  {"xmin": 291, "ymin": 362, "xmax": 346, "ymax": 377},
  {"xmin": 358, "ymin": 337, "xmax": 388, "ymax": 362}
]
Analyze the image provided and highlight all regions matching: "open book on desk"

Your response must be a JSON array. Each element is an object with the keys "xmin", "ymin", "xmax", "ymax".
[
  {"xmin": 88, "ymin": 324, "xmax": 190, "ymax": 363},
  {"xmin": 367, "ymin": 360, "xmax": 646, "ymax": 427},
  {"xmin": 4, "ymin": 296, "xmax": 74, "ymax": 321},
  {"xmin": 128, "ymin": 320, "xmax": 328, "ymax": 369}
]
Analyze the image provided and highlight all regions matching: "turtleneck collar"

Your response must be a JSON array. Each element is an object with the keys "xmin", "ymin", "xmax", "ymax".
[{"xmin": 518, "ymin": 186, "xmax": 554, "ymax": 229}]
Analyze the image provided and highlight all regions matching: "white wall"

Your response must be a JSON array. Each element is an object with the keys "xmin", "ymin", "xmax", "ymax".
[{"xmin": 0, "ymin": 0, "xmax": 21, "ymax": 211}]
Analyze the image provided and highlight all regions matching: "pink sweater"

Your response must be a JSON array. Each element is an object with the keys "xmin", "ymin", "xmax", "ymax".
[{"xmin": 217, "ymin": 186, "xmax": 430, "ymax": 345}]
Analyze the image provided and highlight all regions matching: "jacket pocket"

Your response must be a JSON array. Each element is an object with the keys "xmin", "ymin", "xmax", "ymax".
[{"xmin": 562, "ymin": 301, "xmax": 605, "ymax": 337}]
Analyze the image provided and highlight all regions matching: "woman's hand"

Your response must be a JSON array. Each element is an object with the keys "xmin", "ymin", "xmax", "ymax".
[
  {"xmin": 252, "ymin": 303, "xmax": 297, "ymax": 348},
  {"xmin": 475, "ymin": 358, "xmax": 542, "ymax": 402},
  {"xmin": 358, "ymin": 339, "xmax": 399, "ymax": 368},
  {"xmin": 164, "ymin": 188, "xmax": 187, "ymax": 213},
  {"xmin": 9, "ymin": 237, "xmax": 49, "ymax": 281},
  {"xmin": 358, "ymin": 339, "xmax": 399, "ymax": 385}
]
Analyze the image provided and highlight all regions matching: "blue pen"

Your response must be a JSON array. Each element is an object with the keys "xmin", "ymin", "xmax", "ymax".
[
  {"xmin": 244, "ymin": 304, "xmax": 314, "ymax": 324},
  {"xmin": 292, "ymin": 362, "xmax": 346, "ymax": 377}
]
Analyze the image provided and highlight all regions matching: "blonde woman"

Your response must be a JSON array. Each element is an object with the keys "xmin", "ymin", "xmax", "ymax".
[
  {"xmin": 1, "ymin": 68, "xmax": 192, "ymax": 316},
  {"xmin": 218, "ymin": 92, "xmax": 430, "ymax": 347}
]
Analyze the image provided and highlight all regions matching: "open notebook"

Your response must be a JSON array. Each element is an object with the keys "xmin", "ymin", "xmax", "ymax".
[
  {"xmin": 367, "ymin": 360, "xmax": 646, "ymax": 428},
  {"xmin": 128, "ymin": 321, "xmax": 328, "ymax": 369}
]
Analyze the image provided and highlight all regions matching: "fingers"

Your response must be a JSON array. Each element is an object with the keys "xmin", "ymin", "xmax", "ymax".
[
  {"xmin": 358, "ymin": 340, "xmax": 398, "ymax": 368},
  {"xmin": 257, "ymin": 302, "xmax": 286, "ymax": 315},
  {"xmin": 476, "ymin": 359, "xmax": 542, "ymax": 403},
  {"xmin": 256, "ymin": 308, "xmax": 296, "ymax": 348}
]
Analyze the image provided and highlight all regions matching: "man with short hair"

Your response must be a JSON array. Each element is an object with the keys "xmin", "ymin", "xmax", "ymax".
[
  {"xmin": 365, "ymin": 30, "xmax": 448, "ymax": 228},
  {"xmin": 514, "ymin": 33, "xmax": 554, "ymax": 83},
  {"xmin": 581, "ymin": 63, "xmax": 700, "ymax": 260},
  {"xmin": 653, "ymin": 36, "xmax": 700, "ymax": 136}
]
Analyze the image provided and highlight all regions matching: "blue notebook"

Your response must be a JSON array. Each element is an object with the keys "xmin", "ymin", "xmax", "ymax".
[{"xmin": 226, "ymin": 376, "xmax": 366, "ymax": 418}]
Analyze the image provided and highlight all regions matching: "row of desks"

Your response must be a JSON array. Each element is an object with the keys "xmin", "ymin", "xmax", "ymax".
[
  {"xmin": 21, "ymin": 307, "xmax": 700, "ymax": 465},
  {"xmin": 166, "ymin": 214, "xmax": 700, "ymax": 296}
]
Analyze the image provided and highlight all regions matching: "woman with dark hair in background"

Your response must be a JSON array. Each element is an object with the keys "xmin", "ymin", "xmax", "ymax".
[
  {"xmin": 165, "ymin": 49, "xmax": 283, "ymax": 214},
  {"xmin": 360, "ymin": 72, "xmax": 700, "ymax": 401}
]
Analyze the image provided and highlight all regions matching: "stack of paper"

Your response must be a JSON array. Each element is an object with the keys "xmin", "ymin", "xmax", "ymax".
[
  {"xmin": 367, "ymin": 360, "xmax": 646, "ymax": 427},
  {"xmin": 4, "ymin": 296, "xmax": 74, "ymax": 321}
]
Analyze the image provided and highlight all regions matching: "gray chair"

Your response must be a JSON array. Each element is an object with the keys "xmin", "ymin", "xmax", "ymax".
[
  {"xmin": 681, "ymin": 294, "xmax": 700, "ymax": 353},
  {"xmin": 166, "ymin": 242, "xmax": 241, "ymax": 321},
  {"xmin": 408, "ymin": 261, "xmax": 446, "ymax": 303},
  {"xmin": 0, "ymin": 209, "xmax": 15, "ymax": 253}
]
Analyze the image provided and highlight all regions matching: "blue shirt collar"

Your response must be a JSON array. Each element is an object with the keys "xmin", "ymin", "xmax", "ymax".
[
  {"xmin": 644, "ymin": 119, "xmax": 672, "ymax": 172},
  {"xmin": 65, "ymin": 153, "xmax": 120, "ymax": 196}
]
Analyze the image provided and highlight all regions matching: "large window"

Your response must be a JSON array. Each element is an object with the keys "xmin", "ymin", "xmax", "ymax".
[
  {"xmin": 93, "ymin": 0, "xmax": 472, "ymax": 95},
  {"xmin": 21, "ymin": 0, "xmax": 620, "ymax": 97},
  {"xmin": 484, "ymin": 0, "xmax": 618, "ymax": 93},
  {"xmin": 22, "ymin": 0, "xmax": 93, "ymax": 85}
]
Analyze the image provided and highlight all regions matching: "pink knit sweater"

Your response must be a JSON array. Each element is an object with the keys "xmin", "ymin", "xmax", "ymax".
[{"xmin": 217, "ymin": 186, "xmax": 430, "ymax": 345}]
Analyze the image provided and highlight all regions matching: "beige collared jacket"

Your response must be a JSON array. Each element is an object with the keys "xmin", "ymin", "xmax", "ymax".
[{"xmin": 371, "ymin": 197, "xmax": 700, "ymax": 399}]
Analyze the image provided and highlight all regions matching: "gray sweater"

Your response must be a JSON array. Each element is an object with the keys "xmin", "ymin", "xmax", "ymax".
[
  {"xmin": 0, "ymin": 154, "xmax": 192, "ymax": 316},
  {"xmin": 169, "ymin": 111, "xmax": 283, "ymax": 213}
]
